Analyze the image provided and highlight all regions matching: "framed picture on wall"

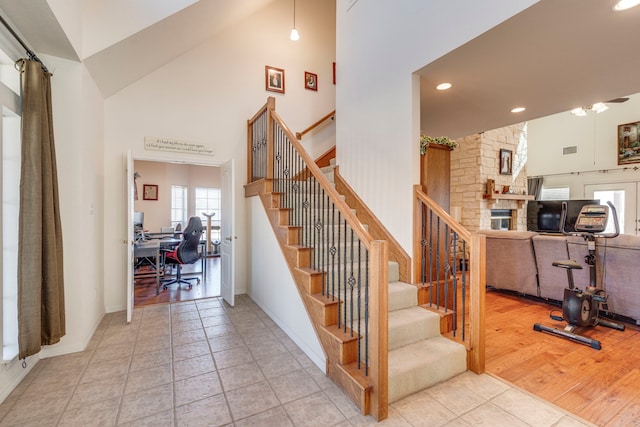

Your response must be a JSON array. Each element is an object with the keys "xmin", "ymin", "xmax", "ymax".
[
  {"xmin": 618, "ymin": 121, "xmax": 640, "ymax": 165},
  {"xmin": 265, "ymin": 66, "xmax": 285, "ymax": 94},
  {"xmin": 305, "ymin": 71, "xmax": 317, "ymax": 91},
  {"xmin": 499, "ymin": 149, "xmax": 512, "ymax": 175},
  {"xmin": 143, "ymin": 184, "xmax": 158, "ymax": 200}
]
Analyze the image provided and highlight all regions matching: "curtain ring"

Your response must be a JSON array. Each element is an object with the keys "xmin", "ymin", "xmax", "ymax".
[{"xmin": 14, "ymin": 58, "xmax": 25, "ymax": 72}]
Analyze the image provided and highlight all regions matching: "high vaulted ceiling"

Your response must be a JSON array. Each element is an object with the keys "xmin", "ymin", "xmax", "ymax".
[
  {"xmin": 0, "ymin": 0, "xmax": 277, "ymax": 97},
  {"xmin": 0, "ymin": 0, "xmax": 638, "ymax": 139}
]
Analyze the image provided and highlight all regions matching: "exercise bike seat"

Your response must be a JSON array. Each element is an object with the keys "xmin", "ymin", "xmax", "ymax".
[{"xmin": 552, "ymin": 259, "xmax": 583, "ymax": 270}]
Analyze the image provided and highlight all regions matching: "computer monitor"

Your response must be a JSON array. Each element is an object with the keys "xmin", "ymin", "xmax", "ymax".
[{"xmin": 133, "ymin": 211, "xmax": 144, "ymax": 230}]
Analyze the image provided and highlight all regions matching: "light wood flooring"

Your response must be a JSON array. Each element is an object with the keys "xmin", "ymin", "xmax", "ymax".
[
  {"xmin": 134, "ymin": 256, "xmax": 220, "ymax": 306},
  {"xmin": 486, "ymin": 289, "xmax": 640, "ymax": 426}
]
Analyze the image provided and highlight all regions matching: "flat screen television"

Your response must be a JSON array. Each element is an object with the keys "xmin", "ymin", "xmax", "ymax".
[{"xmin": 527, "ymin": 199, "xmax": 599, "ymax": 233}]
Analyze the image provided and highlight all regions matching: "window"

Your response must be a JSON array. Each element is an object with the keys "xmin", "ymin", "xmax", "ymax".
[
  {"xmin": 1, "ymin": 112, "xmax": 20, "ymax": 363},
  {"xmin": 592, "ymin": 190, "xmax": 625, "ymax": 235},
  {"xmin": 170, "ymin": 186, "xmax": 187, "ymax": 229},
  {"xmin": 195, "ymin": 187, "xmax": 221, "ymax": 241},
  {"xmin": 540, "ymin": 187, "xmax": 569, "ymax": 200}
]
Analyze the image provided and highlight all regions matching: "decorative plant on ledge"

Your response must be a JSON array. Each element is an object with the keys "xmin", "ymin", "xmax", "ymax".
[{"xmin": 420, "ymin": 134, "xmax": 458, "ymax": 154}]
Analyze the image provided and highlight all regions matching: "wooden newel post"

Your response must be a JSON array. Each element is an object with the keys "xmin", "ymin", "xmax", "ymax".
[{"xmin": 203, "ymin": 212, "xmax": 215, "ymax": 255}]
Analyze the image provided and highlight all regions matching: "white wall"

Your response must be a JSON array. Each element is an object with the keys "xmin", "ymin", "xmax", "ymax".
[
  {"xmin": 247, "ymin": 197, "xmax": 325, "ymax": 370},
  {"xmin": 103, "ymin": 0, "xmax": 336, "ymax": 312},
  {"xmin": 133, "ymin": 161, "xmax": 221, "ymax": 231},
  {"xmin": 335, "ymin": 0, "xmax": 538, "ymax": 258},
  {"xmin": 528, "ymin": 95, "xmax": 640, "ymax": 198}
]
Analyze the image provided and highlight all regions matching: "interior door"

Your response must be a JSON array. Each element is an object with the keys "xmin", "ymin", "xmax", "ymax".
[
  {"xmin": 125, "ymin": 150, "xmax": 135, "ymax": 322},
  {"xmin": 220, "ymin": 158, "xmax": 235, "ymax": 306},
  {"xmin": 585, "ymin": 182, "xmax": 637, "ymax": 235}
]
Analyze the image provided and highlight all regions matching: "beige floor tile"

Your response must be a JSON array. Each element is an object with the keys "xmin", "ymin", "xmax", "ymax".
[
  {"xmin": 171, "ymin": 328, "xmax": 206, "ymax": 347},
  {"xmin": 218, "ymin": 361, "xmax": 266, "ymax": 392},
  {"xmin": 173, "ymin": 354, "xmax": 216, "ymax": 381},
  {"xmin": 268, "ymin": 369, "xmax": 320, "ymax": 404},
  {"xmin": 460, "ymin": 402, "xmax": 530, "ymax": 427},
  {"xmin": 255, "ymin": 351, "xmax": 302, "ymax": 379},
  {"xmin": 425, "ymin": 378, "xmax": 487, "ymax": 416},
  {"xmin": 491, "ymin": 388, "xmax": 564, "ymax": 426},
  {"xmin": 130, "ymin": 346, "xmax": 173, "ymax": 372},
  {"xmin": 200, "ymin": 314, "xmax": 231, "ymax": 328},
  {"xmin": 234, "ymin": 406, "xmax": 294, "ymax": 427},
  {"xmin": 391, "ymin": 391, "xmax": 457, "ymax": 427},
  {"xmin": 284, "ymin": 391, "xmax": 347, "ymax": 426},
  {"xmin": 117, "ymin": 409, "xmax": 175, "ymax": 427},
  {"xmin": 57, "ymin": 397, "xmax": 119, "ymax": 427},
  {"xmin": 324, "ymin": 384, "xmax": 362, "ymax": 419},
  {"xmin": 0, "ymin": 386, "xmax": 72, "ymax": 425},
  {"xmin": 172, "ymin": 339, "xmax": 211, "ymax": 362},
  {"xmin": 172, "ymin": 318, "xmax": 203, "ymax": 334},
  {"xmin": 207, "ymin": 333, "xmax": 245, "ymax": 352},
  {"xmin": 66, "ymin": 374, "xmax": 126, "ymax": 410},
  {"xmin": 81, "ymin": 355, "xmax": 130, "ymax": 384},
  {"xmin": 225, "ymin": 381, "xmax": 280, "ymax": 421},
  {"xmin": 197, "ymin": 307, "xmax": 226, "ymax": 319},
  {"xmin": 248, "ymin": 336, "xmax": 288, "ymax": 360},
  {"xmin": 170, "ymin": 310, "xmax": 200, "ymax": 322},
  {"xmin": 204, "ymin": 323, "xmax": 236, "ymax": 338},
  {"xmin": 21, "ymin": 367, "xmax": 83, "ymax": 397},
  {"xmin": 135, "ymin": 334, "xmax": 171, "ymax": 354},
  {"xmin": 174, "ymin": 371, "xmax": 223, "ymax": 407},
  {"xmin": 213, "ymin": 346, "xmax": 254, "ymax": 369},
  {"xmin": 175, "ymin": 394, "xmax": 231, "ymax": 427},
  {"xmin": 91, "ymin": 341, "xmax": 135, "ymax": 364},
  {"xmin": 117, "ymin": 383, "xmax": 173, "ymax": 425},
  {"xmin": 125, "ymin": 362, "xmax": 173, "ymax": 394}
]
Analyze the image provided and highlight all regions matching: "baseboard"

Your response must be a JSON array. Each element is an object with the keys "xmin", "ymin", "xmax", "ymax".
[
  {"xmin": 106, "ymin": 305, "xmax": 125, "ymax": 313},
  {"xmin": 0, "ymin": 354, "xmax": 39, "ymax": 404}
]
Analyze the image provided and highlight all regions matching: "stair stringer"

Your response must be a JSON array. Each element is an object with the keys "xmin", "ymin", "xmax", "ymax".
[{"xmin": 256, "ymin": 185, "xmax": 374, "ymax": 415}]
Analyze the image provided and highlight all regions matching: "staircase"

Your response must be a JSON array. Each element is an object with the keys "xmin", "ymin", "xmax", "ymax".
[
  {"xmin": 321, "ymin": 162, "xmax": 467, "ymax": 404},
  {"xmin": 246, "ymin": 97, "xmax": 484, "ymax": 420}
]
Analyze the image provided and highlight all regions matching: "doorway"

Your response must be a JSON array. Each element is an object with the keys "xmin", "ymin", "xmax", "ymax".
[
  {"xmin": 131, "ymin": 159, "xmax": 222, "ymax": 307},
  {"xmin": 585, "ymin": 182, "xmax": 639, "ymax": 235}
]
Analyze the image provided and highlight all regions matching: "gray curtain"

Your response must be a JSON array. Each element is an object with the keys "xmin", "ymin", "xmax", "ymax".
[
  {"xmin": 527, "ymin": 176, "xmax": 543, "ymax": 200},
  {"xmin": 17, "ymin": 59, "xmax": 65, "ymax": 360}
]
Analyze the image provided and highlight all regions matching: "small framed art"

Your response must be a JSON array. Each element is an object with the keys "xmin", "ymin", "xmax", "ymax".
[
  {"xmin": 143, "ymin": 184, "xmax": 158, "ymax": 200},
  {"xmin": 265, "ymin": 66, "xmax": 285, "ymax": 94},
  {"xmin": 499, "ymin": 149, "xmax": 512, "ymax": 175},
  {"xmin": 305, "ymin": 71, "xmax": 317, "ymax": 91}
]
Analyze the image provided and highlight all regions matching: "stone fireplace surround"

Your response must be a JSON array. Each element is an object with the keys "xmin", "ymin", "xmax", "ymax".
[{"xmin": 450, "ymin": 123, "xmax": 529, "ymax": 233}]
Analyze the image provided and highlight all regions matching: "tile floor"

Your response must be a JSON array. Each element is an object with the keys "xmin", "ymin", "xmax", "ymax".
[{"xmin": 0, "ymin": 295, "xmax": 595, "ymax": 426}]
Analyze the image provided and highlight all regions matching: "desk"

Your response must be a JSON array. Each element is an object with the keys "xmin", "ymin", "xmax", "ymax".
[
  {"xmin": 134, "ymin": 238, "xmax": 206, "ymax": 294},
  {"xmin": 134, "ymin": 240, "xmax": 163, "ymax": 295}
]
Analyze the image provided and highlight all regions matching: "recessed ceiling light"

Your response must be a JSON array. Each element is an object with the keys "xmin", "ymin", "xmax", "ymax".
[
  {"xmin": 436, "ymin": 83, "xmax": 452, "ymax": 91},
  {"xmin": 613, "ymin": 0, "xmax": 640, "ymax": 11},
  {"xmin": 511, "ymin": 107, "xmax": 525, "ymax": 113}
]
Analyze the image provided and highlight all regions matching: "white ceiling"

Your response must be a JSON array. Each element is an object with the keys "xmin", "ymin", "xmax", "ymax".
[
  {"xmin": 0, "ymin": 0, "xmax": 638, "ymax": 136},
  {"xmin": 418, "ymin": 0, "xmax": 640, "ymax": 139}
]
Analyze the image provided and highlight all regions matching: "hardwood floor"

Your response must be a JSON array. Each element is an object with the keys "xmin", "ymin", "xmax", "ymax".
[
  {"xmin": 134, "ymin": 256, "xmax": 221, "ymax": 306},
  {"xmin": 486, "ymin": 289, "xmax": 640, "ymax": 426}
]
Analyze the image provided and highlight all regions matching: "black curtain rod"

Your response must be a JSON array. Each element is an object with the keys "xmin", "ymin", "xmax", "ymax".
[{"xmin": 0, "ymin": 13, "xmax": 49, "ymax": 73}]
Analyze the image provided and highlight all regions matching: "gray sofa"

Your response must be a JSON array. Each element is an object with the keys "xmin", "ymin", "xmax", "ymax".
[{"xmin": 478, "ymin": 230, "xmax": 640, "ymax": 323}]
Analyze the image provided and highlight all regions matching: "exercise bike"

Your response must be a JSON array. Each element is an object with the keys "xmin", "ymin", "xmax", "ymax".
[{"xmin": 533, "ymin": 201, "xmax": 625, "ymax": 350}]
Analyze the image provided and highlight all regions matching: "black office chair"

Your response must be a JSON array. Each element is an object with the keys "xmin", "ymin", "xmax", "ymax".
[{"xmin": 161, "ymin": 216, "xmax": 202, "ymax": 289}]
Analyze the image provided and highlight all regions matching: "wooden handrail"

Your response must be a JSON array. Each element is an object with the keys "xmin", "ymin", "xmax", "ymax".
[
  {"xmin": 413, "ymin": 185, "xmax": 485, "ymax": 374},
  {"xmin": 296, "ymin": 110, "xmax": 336, "ymax": 140},
  {"xmin": 414, "ymin": 186, "xmax": 471, "ymax": 241},
  {"xmin": 271, "ymin": 110, "xmax": 374, "ymax": 248}
]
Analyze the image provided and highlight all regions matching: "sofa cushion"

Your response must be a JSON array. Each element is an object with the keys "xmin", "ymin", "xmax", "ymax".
[
  {"xmin": 594, "ymin": 234, "xmax": 640, "ymax": 322},
  {"xmin": 532, "ymin": 234, "xmax": 569, "ymax": 301},
  {"xmin": 478, "ymin": 230, "xmax": 539, "ymax": 295}
]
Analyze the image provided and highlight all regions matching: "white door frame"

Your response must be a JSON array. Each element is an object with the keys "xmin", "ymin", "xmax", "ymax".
[
  {"xmin": 585, "ymin": 181, "xmax": 638, "ymax": 235},
  {"xmin": 125, "ymin": 153, "xmax": 233, "ymax": 312},
  {"xmin": 220, "ymin": 158, "xmax": 235, "ymax": 306}
]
